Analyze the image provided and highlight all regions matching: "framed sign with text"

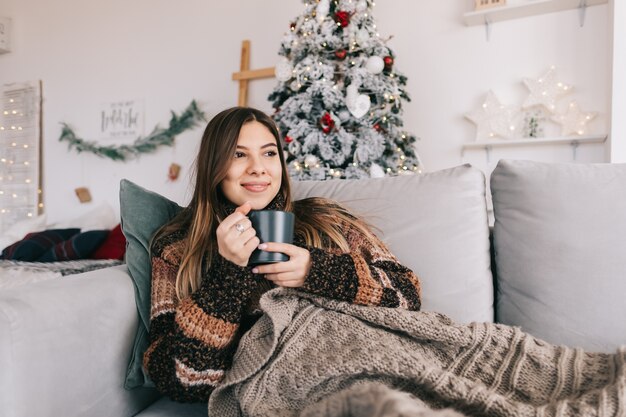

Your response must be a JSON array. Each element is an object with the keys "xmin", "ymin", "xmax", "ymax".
[{"xmin": 99, "ymin": 99, "xmax": 145, "ymax": 141}]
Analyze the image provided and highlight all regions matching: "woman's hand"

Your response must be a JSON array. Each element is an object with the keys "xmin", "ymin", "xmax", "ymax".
[
  {"xmin": 216, "ymin": 202, "xmax": 260, "ymax": 267},
  {"xmin": 251, "ymin": 243, "xmax": 312, "ymax": 287}
]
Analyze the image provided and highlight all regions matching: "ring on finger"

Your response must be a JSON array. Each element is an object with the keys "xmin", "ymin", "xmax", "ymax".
[{"xmin": 235, "ymin": 223, "xmax": 246, "ymax": 234}]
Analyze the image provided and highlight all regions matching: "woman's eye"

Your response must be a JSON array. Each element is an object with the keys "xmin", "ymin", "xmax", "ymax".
[
  {"xmin": 234, "ymin": 151, "xmax": 246, "ymax": 158},
  {"xmin": 265, "ymin": 150, "xmax": 278, "ymax": 157}
]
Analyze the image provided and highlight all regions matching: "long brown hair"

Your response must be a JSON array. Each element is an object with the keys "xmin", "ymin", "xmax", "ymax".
[{"xmin": 154, "ymin": 106, "xmax": 377, "ymax": 299}]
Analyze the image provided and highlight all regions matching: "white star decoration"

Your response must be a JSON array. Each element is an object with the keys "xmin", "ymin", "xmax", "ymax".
[
  {"xmin": 465, "ymin": 91, "xmax": 521, "ymax": 141},
  {"xmin": 551, "ymin": 101, "xmax": 596, "ymax": 136},
  {"xmin": 522, "ymin": 67, "xmax": 572, "ymax": 112}
]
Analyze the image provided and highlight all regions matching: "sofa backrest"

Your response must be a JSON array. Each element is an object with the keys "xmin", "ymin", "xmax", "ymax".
[
  {"xmin": 491, "ymin": 159, "xmax": 626, "ymax": 352},
  {"xmin": 292, "ymin": 164, "xmax": 494, "ymax": 323}
]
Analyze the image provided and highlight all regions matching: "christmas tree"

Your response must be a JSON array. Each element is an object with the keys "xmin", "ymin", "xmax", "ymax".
[{"xmin": 269, "ymin": 0, "xmax": 422, "ymax": 180}]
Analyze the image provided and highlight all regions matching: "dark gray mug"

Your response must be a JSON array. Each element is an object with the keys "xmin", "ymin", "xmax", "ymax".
[{"xmin": 248, "ymin": 210, "xmax": 295, "ymax": 266}]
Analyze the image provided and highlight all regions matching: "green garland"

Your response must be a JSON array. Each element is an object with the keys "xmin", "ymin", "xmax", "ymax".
[{"xmin": 59, "ymin": 100, "xmax": 206, "ymax": 161}]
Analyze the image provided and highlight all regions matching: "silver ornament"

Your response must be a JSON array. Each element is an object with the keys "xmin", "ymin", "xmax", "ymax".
[
  {"xmin": 275, "ymin": 57, "xmax": 293, "ymax": 82},
  {"xmin": 365, "ymin": 56, "xmax": 384, "ymax": 74}
]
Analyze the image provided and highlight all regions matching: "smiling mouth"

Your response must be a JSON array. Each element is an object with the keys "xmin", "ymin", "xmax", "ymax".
[{"xmin": 241, "ymin": 183, "xmax": 270, "ymax": 192}]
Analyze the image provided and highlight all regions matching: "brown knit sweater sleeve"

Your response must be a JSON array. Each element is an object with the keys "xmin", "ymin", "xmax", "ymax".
[
  {"xmin": 143, "ymin": 230, "xmax": 258, "ymax": 403},
  {"xmin": 302, "ymin": 222, "xmax": 422, "ymax": 311}
]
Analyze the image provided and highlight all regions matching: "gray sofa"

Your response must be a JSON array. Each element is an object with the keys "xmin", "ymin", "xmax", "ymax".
[{"xmin": 1, "ymin": 160, "xmax": 625, "ymax": 417}]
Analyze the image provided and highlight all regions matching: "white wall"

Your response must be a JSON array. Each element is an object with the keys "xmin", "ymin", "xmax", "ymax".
[
  {"xmin": 609, "ymin": 0, "xmax": 626, "ymax": 162},
  {"xmin": 0, "ymin": 0, "xmax": 612, "ymax": 224}
]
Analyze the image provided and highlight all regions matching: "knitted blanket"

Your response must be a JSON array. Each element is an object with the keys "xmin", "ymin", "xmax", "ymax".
[{"xmin": 208, "ymin": 288, "xmax": 626, "ymax": 417}]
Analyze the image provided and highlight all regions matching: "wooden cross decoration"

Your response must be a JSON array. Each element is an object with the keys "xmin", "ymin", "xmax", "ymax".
[{"xmin": 231, "ymin": 40, "xmax": 276, "ymax": 107}]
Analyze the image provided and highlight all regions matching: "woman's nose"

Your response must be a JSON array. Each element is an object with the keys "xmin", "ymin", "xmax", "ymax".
[{"xmin": 247, "ymin": 155, "xmax": 266, "ymax": 175}]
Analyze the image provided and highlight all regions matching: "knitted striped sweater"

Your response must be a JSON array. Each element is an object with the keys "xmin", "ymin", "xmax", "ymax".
[{"xmin": 143, "ymin": 209, "xmax": 421, "ymax": 403}]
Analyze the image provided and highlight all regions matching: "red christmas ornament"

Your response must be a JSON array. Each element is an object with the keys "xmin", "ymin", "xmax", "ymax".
[
  {"xmin": 320, "ymin": 112, "xmax": 335, "ymax": 134},
  {"xmin": 334, "ymin": 49, "xmax": 347, "ymax": 60},
  {"xmin": 383, "ymin": 56, "xmax": 394, "ymax": 69},
  {"xmin": 373, "ymin": 123, "xmax": 382, "ymax": 132},
  {"xmin": 284, "ymin": 135, "xmax": 294, "ymax": 144},
  {"xmin": 334, "ymin": 10, "xmax": 351, "ymax": 27}
]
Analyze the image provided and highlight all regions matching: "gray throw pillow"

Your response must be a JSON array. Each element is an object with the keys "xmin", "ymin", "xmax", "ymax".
[
  {"xmin": 119, "ymin": 179, "xmax": 182, "ymax": 389},
  {"xmin": 292, "ymin": 165, "xmax": 494, "ymax": 324},
  {"xmin": 491, "ymin": 160, "xmax": 626, "ymax": 352}
]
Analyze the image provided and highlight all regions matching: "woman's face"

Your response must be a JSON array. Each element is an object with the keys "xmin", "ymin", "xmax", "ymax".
[{"xmin": 219, "ymin": 121, "xmax": 283, "ymax": 210}]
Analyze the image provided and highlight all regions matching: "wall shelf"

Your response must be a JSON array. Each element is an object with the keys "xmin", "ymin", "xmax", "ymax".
[
  {"xmin": 463, "ymin": 0, "xmax": 608, "ymax": 26},
  {"xmin": 462, "ymin": 134, "xmax": 607, "ymax": 162}
]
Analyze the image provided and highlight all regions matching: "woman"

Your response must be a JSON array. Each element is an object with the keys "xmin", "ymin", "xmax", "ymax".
[{"xmin": 143, "ymin": 107, "xmax": 422, "ymax": 403}]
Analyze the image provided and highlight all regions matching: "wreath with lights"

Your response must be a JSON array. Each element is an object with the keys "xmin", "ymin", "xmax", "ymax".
[{"xmin": 58, "ymin": 100, "xmax": 205, "ymax": 161}]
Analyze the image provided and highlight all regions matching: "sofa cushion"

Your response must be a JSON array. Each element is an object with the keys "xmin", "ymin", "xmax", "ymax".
[
  {"xmin": 91, "ymin": 224, "xmax": 126, "ymax": 260},
  {"xmin": 0, "ymin": 265, "xmax": 160, "ymax": 417},
  {"xmin": 292, "ymin": 165, "xmax": 494, "ymax": 323},
  {"xmin": 1, "ymin": 229, "xmax": 80, "ymax": 261},
  {"xmin": 119, "ymin": 180, "xmax": 182, "ymax": 389},
  {"xmin": 0, "ymin": 214, "xmax": 47, "ymax": 253},
  {"xmin": 37, "ymin": 230, "xmax": 109, "ymax": 262},
  {"xmin": 491, "ymin": 159, "xmax": 626, "ymax": 352},
  {"xmin": 52, "ymin": 201, "xmax": 118, "ymax": 231}
]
